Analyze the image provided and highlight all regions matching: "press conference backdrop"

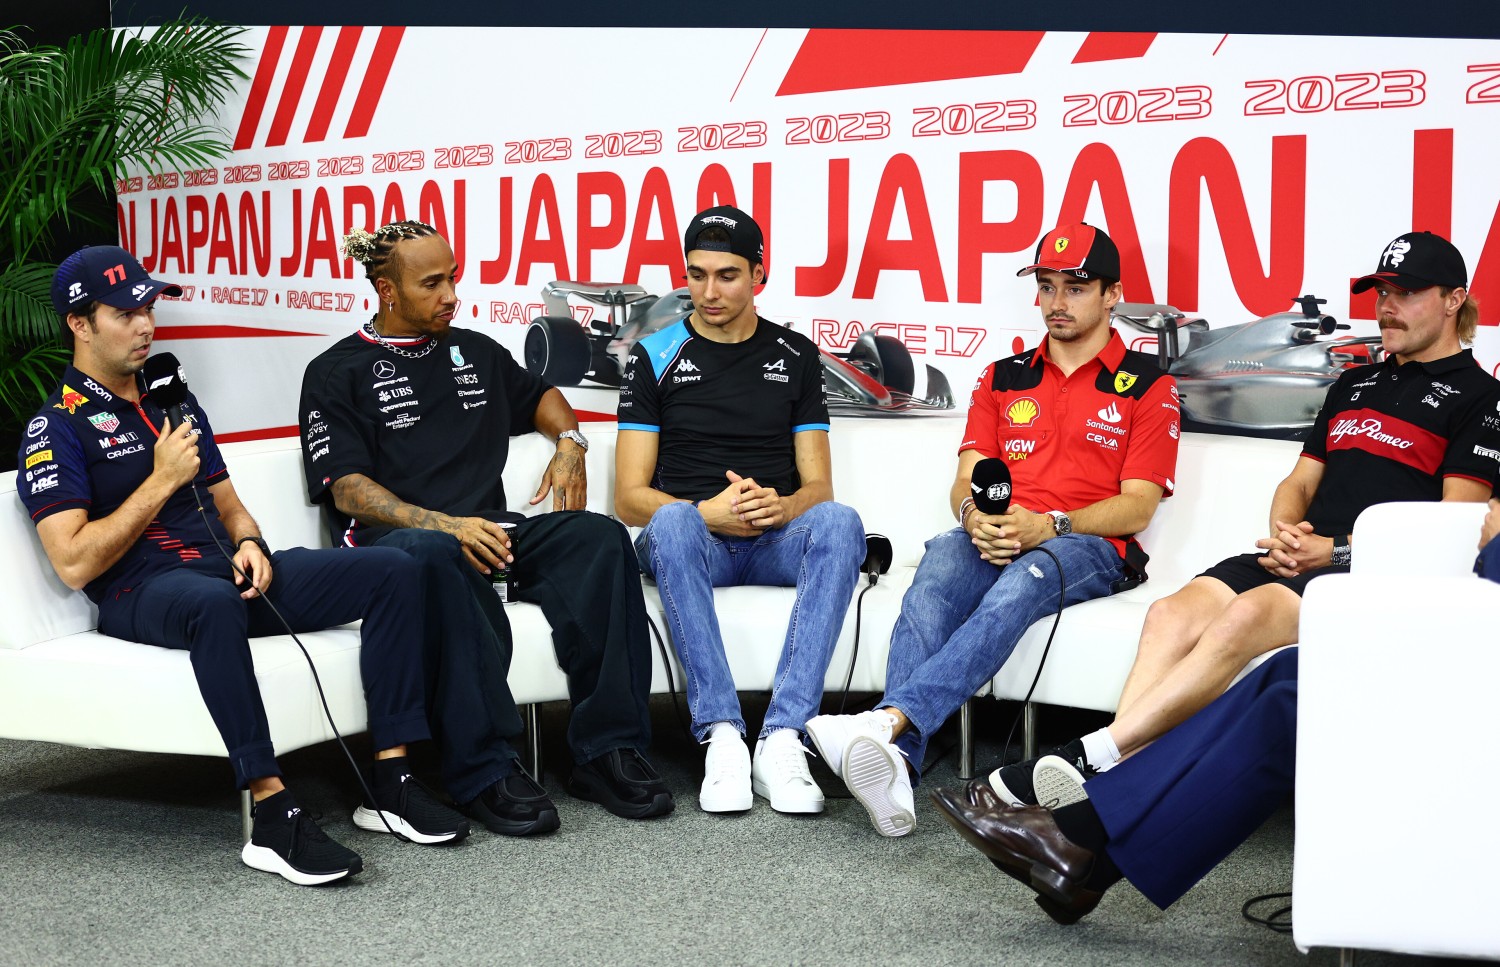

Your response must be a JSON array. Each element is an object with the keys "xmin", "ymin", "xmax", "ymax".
[{"xmin": 105, "ymin": 19, "xmax": 1500, "ymax": 441}]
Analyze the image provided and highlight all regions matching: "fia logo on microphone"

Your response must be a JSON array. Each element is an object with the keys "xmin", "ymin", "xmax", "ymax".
[{"xmin": 988, "ymin": 483, "xmax": 1011, "ymax": 503}]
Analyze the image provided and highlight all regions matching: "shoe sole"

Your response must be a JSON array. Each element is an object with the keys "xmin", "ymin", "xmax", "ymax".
[
  {"xmin": 804, "ymin": 716, "xmax": 850, "ymax": 777},
  {"xmin": 568, "ymin": 775, "xmax": 675, "ymax": 820},
  {"xmin": 460, "ymin": 798, "xmax": 561, "ymax": 836},
  {"xmin": 352, "ymin": 806, "xmax": 470, "ymax": 845},
  {"xmin": 750, "ymin": 776, "xmax": 824, "ymax": 814},
  {"xmin": 240, "ymin": 842, "xmax": 358, "ymax": 886},
  {"xmin": 699, "ymin": 788, "xmax": 754, "ymax": 813},
  {"xmin": 1031, "ymin": 756, "xmax": 1089, "ymax": 809},
  {"xmin": 843, "ymin": 737, "xmax": 914, "ymax": 837}
]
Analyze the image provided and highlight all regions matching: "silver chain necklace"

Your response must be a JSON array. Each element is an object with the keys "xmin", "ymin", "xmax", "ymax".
[{"xmin": 365, "ymin": 317, "xmax": 438, "ymax": 359}]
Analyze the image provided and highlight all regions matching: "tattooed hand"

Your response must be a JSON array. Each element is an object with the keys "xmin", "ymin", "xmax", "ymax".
[{"xmin": 531, "ymin": 438, "xmax": 588, "ymax": 511}]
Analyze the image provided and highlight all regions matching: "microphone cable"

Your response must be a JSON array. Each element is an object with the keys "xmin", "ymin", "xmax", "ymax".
[
  {"xmin": 185, "ymin": 476, "xmax": 403, "ymax": 842},
  {"xmin": 643, "ymin": 612, "xmax": 693, "ymax": 741},
  {"xmin": 990, "ymin": 544, "xmax": 1068, "ymax": 776}
]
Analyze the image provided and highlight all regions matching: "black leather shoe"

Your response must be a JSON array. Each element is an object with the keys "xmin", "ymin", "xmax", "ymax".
[
  {"xmin": 461, "ymin": 769, "xmax": 560, "ymax": 836},
  {"xmin": 931, "ymin": 793, "xmax": 1105, "ymax": 924},
  {"xmin": 568, "ymin": 749, "xmax": 675, "ymax": 819}
]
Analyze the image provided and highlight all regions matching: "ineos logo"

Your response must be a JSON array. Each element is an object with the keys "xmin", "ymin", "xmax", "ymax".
[{"xmin": 373, "ymin": 360, "xmax": 397, "ymax": 379}]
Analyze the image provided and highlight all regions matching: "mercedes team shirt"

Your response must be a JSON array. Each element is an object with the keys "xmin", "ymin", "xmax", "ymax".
[
  {"xmin": 617, "ymin": 316, "xmax": 829, "ymax": 501},
  {"xmin": 299, "ymin": 325, "xmax": 550, "ymax": 546},
  {"xmin": 1300, "ymin": 349, "xmax": 1500, "ymax": 535},
  {"xmin": 960, "ymin": 331, "xmax": 1179, "ymax": 557},
  {"xmin": 18, "ymin": 364, "xmax": 233, "ymax": 604}
]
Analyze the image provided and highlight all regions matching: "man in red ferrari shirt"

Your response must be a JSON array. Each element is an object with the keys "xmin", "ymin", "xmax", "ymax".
[{"xmin": 808, "ymin": 223, "xmax": 1178, "ymax": 836}]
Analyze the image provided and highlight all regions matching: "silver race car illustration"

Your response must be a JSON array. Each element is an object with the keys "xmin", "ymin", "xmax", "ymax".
[
  {"xmin": 523, "ymin": 281, "xmax": 954, "ymax": 413},
  {"xmin": 1113, "ymin": 295, "xmax": 1384, "ymax": 438}
]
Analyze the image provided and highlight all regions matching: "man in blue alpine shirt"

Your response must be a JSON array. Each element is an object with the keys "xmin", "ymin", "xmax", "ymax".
[
  {"xmin": 614, "ymin": 206, "xmax": 865, "ymax": 815},
  {"xmin": 807, "ymin": 223, "xmax": 1180, "ymax": 837}
]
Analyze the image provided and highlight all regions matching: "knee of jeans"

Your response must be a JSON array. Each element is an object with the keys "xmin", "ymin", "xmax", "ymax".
[
  {"xmin": 808, "ymin": 501, "xmax": 865, "ymax": 557},
  {"xmin": 645, "ymin": 500, "xmax": 707, "ymax": 551}
]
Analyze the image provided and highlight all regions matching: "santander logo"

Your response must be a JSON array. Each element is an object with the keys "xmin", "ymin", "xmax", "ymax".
[{"xmin": 1329, "ymin": 417, "xmax": 1415, "ymax": 449}]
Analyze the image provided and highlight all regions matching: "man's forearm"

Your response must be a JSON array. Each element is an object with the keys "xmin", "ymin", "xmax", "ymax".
[
  {"xmin": 331, "ymin": 473, "xmax": 455, "ymax": 533},
  {"xmin": 1266, "ymin": 478, "xmax": 1314, "ymax": 535},
  {"xmin": 532, "ymin": 387, "xmax": 579, "ymax": 441},
  {"xmin": 1064, "ymin": 491, "xmax": 1158, "ymax": 538},
  {"xmin": 781, "ymin": 480, "xmax": 833, "ymax": 524},
  {"xmin": 616, "ymin": 484, "xmax": 688, "ymax": 528}
]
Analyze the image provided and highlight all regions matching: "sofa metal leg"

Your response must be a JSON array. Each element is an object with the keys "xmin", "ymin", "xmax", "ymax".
[
  {"xmin": 1023, "ymin": 702, "xmax": 1038, "ymax": 760},
  {"xmin": 523, "ymin": 703, "xmax": 542, "ymax": 778},
  {"xmin": 1338, "ymin": 949, "xmax": 1356, "ymax": 967},
  {"xmin": 958, "ymin": 700, "xmax": 975, "ymax": 779},
  {"xmin": 241, "ymin": 789, "xmax": 253, "ymax": 845}
]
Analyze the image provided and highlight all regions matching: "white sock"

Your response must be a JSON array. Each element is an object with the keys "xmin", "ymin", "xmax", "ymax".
[
  {"xmin": 1081, "ymin": 727, "xmax": 1121, "ymax": 771},
  {"xmin": 705, "ymin": 721, "xmax": 740, "ymax": 744}
]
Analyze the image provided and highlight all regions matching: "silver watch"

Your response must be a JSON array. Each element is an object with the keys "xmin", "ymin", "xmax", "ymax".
[
  {"xmin": 557, "ymin": 429, "xmax": 589, "ymax": 451},
  {"xmin": 1046, "ymin": 510, "xmax": 1072, "ymax": 536}
]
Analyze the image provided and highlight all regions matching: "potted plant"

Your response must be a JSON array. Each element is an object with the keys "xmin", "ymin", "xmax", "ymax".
[{"xmin": 0, "ymin": 19, "xmax": 247, "ymax": 470}]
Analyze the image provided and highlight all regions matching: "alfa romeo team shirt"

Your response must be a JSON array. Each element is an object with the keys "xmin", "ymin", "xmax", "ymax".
[
  {"xmin": 18, "ymin": 364, "xmax": 233, "ymax": 604},
  {"xmin": 1300, "ymin": 349, "xmax": 1500, "ymax": 535},
  {"xmin": 618, "ymin": 316, "xmax": 829, "ymax": 501},
  {"xmin": 960, "ymin": 331, "xmax": 1179, "ymax": 557},
  {"xmin": 299, "ymin": 325, "xmax": 549, "ymax": 545}
]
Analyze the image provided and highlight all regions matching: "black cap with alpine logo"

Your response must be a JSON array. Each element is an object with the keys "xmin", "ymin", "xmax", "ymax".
[
  {"xmin": 684, "ymin": 205, "xmax": 766, "ymax": 282},
  {"xmin": 1016, "ymin": 222, "xmax": 1121, "ymax": 282},
  {"xmin": 50, "ymin": 245, "xmax": 183, "ymax": 316},
  {"xmin": 1351, "ymin": 231, "xmax": 1468, "ymax": 294}
]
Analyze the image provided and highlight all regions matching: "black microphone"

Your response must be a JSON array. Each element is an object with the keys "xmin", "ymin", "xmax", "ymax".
[
  {"xmin": 861, "ymin": 533, "xmax": 893, "ymax": 586},
  {"xmin": 970, "ymin": 458, "xmax": 1012, "ymax": 515},
  {"xmin": 142, "ymin": 352, "xmax": 190, "ymax": 431}
]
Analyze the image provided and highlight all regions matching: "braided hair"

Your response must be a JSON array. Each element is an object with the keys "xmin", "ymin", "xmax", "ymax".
[{"xmin": 342, "ymin": 220, "xmax": 437, "ymax": 290}]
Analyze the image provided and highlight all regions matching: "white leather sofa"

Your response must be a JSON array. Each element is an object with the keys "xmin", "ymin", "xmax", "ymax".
[
  {"xmin": 1295, "ymin": 500, "xmax": 1497, "ymax": 963},
  {"xmin": 1, "ymin": 419, "xmax": 1304, "ymax": 829}
]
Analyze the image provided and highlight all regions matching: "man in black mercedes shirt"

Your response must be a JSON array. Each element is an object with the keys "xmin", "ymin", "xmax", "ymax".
[
  {"xmin": 299, "ymin": 221, "xmax": 673, "ymax": 833},
  {"xmin": 988, "ymin": 230, "xmax": 1500, "ymax": 811},
  {"xmin": 614, "ymin": 206, "xmax": 864, "ymax": 816}
]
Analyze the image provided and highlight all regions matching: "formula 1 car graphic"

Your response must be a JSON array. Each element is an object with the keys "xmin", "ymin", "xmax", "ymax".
[
  {"xmin": 523, "ymin": 281, "xmax": 954, "ymax": 413},
  {"xmin": 1113, "ymin": 295, "xmax": 1384, "ymax": 438}
]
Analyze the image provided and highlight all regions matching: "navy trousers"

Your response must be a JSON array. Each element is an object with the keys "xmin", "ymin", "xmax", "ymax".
[
  {"xmin": 97, "ymin": 547, "xmax": 431, "ymax": 789},
  {"xmin": 1088, "ymin": 647, "xmax": 1299, "ymax": 909},
  {"xmin": 372, "ymin": 511, "xmax": 654, "ymax": 803}
]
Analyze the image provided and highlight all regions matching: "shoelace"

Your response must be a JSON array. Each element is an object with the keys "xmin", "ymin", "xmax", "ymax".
[
  {"xmin": 705, "ymin": 740, "xmax": 747, "ymax": 784},
  {"xmin": 767, "ymin": 739, "xmax": 815, "ymax": 785}
]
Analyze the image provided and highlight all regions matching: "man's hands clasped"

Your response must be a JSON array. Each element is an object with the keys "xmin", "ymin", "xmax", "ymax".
[
  {"xmin": 1255, "ymin": 519, "xmax": 1333, "ymax": 578},
  {"xmin": 965, "ymin": 503, "xmax": 1054, "ymax": 566},
  {"xmin": 699, "ymin": 470, "xmax": 787, "ymax": 537}
]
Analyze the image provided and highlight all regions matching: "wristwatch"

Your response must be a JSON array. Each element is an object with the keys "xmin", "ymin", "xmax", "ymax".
[
  {"xmin": 1046, "ymin": 510, "xmax": 1072, "ymax": 537},
  {"xmin": 557, "ymin": 429, "xmax": 589, "ymax": 451},
  {"xmin": 238, "ymin": 535, "xmax": 272, "ymax": 557},
  {"xmin": 1331, "ymin": 534, "xmax": 1352, "ymax": 567}
]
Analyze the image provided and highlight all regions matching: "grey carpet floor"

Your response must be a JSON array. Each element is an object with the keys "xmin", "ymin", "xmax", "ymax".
[{"xmin": 0, "ymin": 697, "xmax": 1469, "ymax": 966}]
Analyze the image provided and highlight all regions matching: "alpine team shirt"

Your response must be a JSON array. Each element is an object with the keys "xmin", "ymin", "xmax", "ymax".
[
  {"xmin": 618, "ymin": 316, "xmax": 829, "ymax": 501},
  {"xmin": 18, "ymin": 364, "xmax": 233, "ymax": 604},
  {"xmin": 959, "ymin": 331, "xmax": 1179, "ymax": 557},
  {"xmin": 299, "ymin": 325, "xmax": 549, "ymax": 545},
  {"xmin": 1300, "ymin": 349, "xmax": 1500, "ymax": 535}
]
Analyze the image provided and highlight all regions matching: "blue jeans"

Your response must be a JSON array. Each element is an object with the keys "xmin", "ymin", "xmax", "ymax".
[
  {"xmin": 636, "ymin": 500, "xmax": 864, "ymax": 741},
  {"xmin": 881, "ymin": 528, "xmax": 1126, "ymax": 780}
]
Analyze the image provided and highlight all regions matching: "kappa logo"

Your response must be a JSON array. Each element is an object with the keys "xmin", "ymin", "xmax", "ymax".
[
  {"xmin": 1381, "ymin": 238, "xmax": 1412, "ymax": 268},
  {"xmin": 677, "ymin": 359, "xmax": 700, "ymax": 373},
  {"xmin": 1113, "ymin": 372, "xmax": 1137, "ymax": 394},
  {"xmin": 88, "ymin": 411, "xmax": 121, "ymax": 434},
  {"xmin": 1097, "ymin": 402, "xmax": 1121, "ymax": 423},
  {"xmin": 373, "ymin": 360, "xmax": 396, "ymax": 379},
  {"xmin": 763, "ymin": 358, "xmax": 787, "ymax": 372},
  {"xmin": 1006, "ymin": 397, "xmax": 1041, "ymax": 427}
]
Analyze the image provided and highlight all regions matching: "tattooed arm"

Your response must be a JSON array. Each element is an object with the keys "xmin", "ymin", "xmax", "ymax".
[
  {"xmin": 330, "ymin": 473, "xmax": 511, "ymax": 575},
  {"xmin": 528, "ymin": 387, "xmax": 588, "ymax": 511}
]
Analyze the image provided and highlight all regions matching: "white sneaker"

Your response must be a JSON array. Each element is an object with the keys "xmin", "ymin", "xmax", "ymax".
[
  {"xmin": 1031, "ymin": 754, "xmax": 1091, "ymax": 808},
  {"xmin": 751, "ymin": 729, "xmax": 825, "ymax": 814},
  {"xmin": 805, "ymin": 709, "xmax": 899, "ymax": 777},
  {"xmin": 699, "ymin": 730, "xmax": 752, "ymax": 813},
  {"xmin": 843, "ymin": 735, "xmax": 915, "ymax": 837}
]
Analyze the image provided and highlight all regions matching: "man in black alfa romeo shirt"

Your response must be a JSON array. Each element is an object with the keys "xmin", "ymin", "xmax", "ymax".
[
  {"xmin": 990, "ymin": 230, "xmax": 1500, "ymax": 812},
  {"xmin": 22, "ymin": 246, "xmax": 471, "ymax": 887},
  {"xmin": 300, "ymin": 221, "xmax": 672, "ymax": 834},
  {"xmin": 614, "ymin": 207, "xmax": 864, "ymax": 816}
]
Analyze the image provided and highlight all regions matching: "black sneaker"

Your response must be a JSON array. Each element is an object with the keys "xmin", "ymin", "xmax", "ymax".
[
  {"xmin": 354, "ymin": 771, "xmax": 471, "ymax": 845},
  {"xmin": 568, "ymin": 748, "xmax": 675, "ymax": 819},
  {"xmin": 241, "ymin": 796, "xmax": 363, "ymax": 886},
  {"xmin": 460, "ymin": 768, "xmax": 561, "ymax": 836},
  {"xmin": 989, "ymin": 739, "xmax": 1087, "ymax": 807}
]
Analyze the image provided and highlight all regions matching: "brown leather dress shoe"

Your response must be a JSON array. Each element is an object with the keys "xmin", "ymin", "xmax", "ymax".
[
  {"xmin": 930, "ymin": 778, "xmax": 1007, "ymax": 814},
  {"xmin": 931, "ymin": 794, "xmax": 1105, "ymax": 925}
]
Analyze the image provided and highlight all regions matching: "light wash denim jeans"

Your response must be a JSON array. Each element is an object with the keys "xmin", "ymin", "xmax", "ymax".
[
  {"xmin": 882, "ymin": 527, "xmax": 1126, "ymax": 780},
  {"xmin": 636, "ymin": 500, "xmax": 865, "ymax": 741}
]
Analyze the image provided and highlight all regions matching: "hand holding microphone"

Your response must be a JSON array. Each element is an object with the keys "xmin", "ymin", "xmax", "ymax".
[{"xmin": 967, "ymin": 458, "xmax": 1056, "ymax": 565}]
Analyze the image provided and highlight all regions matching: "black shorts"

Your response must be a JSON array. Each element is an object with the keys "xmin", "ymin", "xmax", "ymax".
[{"xmin": 1196, "ymin": 552, "xmax": 1350, "ymax": 597}]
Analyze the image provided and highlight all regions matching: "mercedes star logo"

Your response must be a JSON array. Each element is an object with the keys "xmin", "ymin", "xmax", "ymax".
[{"xmin": 373, "ymin": 360, "xmax": 396, "ymax": 379}]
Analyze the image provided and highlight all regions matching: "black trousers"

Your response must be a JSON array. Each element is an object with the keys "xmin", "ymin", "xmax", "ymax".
[
  {"xmin": 97, "ymin": 547, "xmax": 431, "ymax": 788},
  {"xmin": 372, "ymin": 511, "xmax": 653, "ymax": 802}
]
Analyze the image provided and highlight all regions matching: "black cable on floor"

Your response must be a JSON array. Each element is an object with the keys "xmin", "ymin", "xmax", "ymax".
[
  {"xmin": 1241, "ymin": 892, "xmax": 1293, "ymax": 933},
  {"xmin": 837, "ymin": 581, "xmax": 878, "ymax": 714}
]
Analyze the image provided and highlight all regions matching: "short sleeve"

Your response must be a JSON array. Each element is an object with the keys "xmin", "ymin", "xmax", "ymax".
[
  {"xmin": 185, "ymin": 393, "xmax": 229, "ymax": 483},
  {"xmin": 1119, "ymin": 374, "xmax": 1180, "ymax": 494},
  {"xmin": 618, "ymin": 346, "xmax": 660, "ymax": 431},
  {"xmin": 1439, "ymin": 381, "xmax": 1500, "ymax": 488},
  {"xmin": 792, "ymin": 344, "xmax": 829, "ymax": 432},
  {"xmin": 1301, "ymin": 372, "xmax": 1346, "ymax": 463},
  {"xmin": 958, "ymin": 362, "xmax": 1000, "ymax": 458},
  {"xmin": 299, "ymin": 356, "xmax": 375, "ymax": 502},
  {"xmin": 493, "ymin": 341, "xmax": 550, "ymax": 436},
  {"xmin": 17, "ymin": 413, "xmax": 91, "ymax": 522}
]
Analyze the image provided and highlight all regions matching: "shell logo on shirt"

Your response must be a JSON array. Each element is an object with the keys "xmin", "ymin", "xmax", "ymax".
[{"xmin": 1006, "ymin": 397, "xmax": 1040, "ymax": 427}]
